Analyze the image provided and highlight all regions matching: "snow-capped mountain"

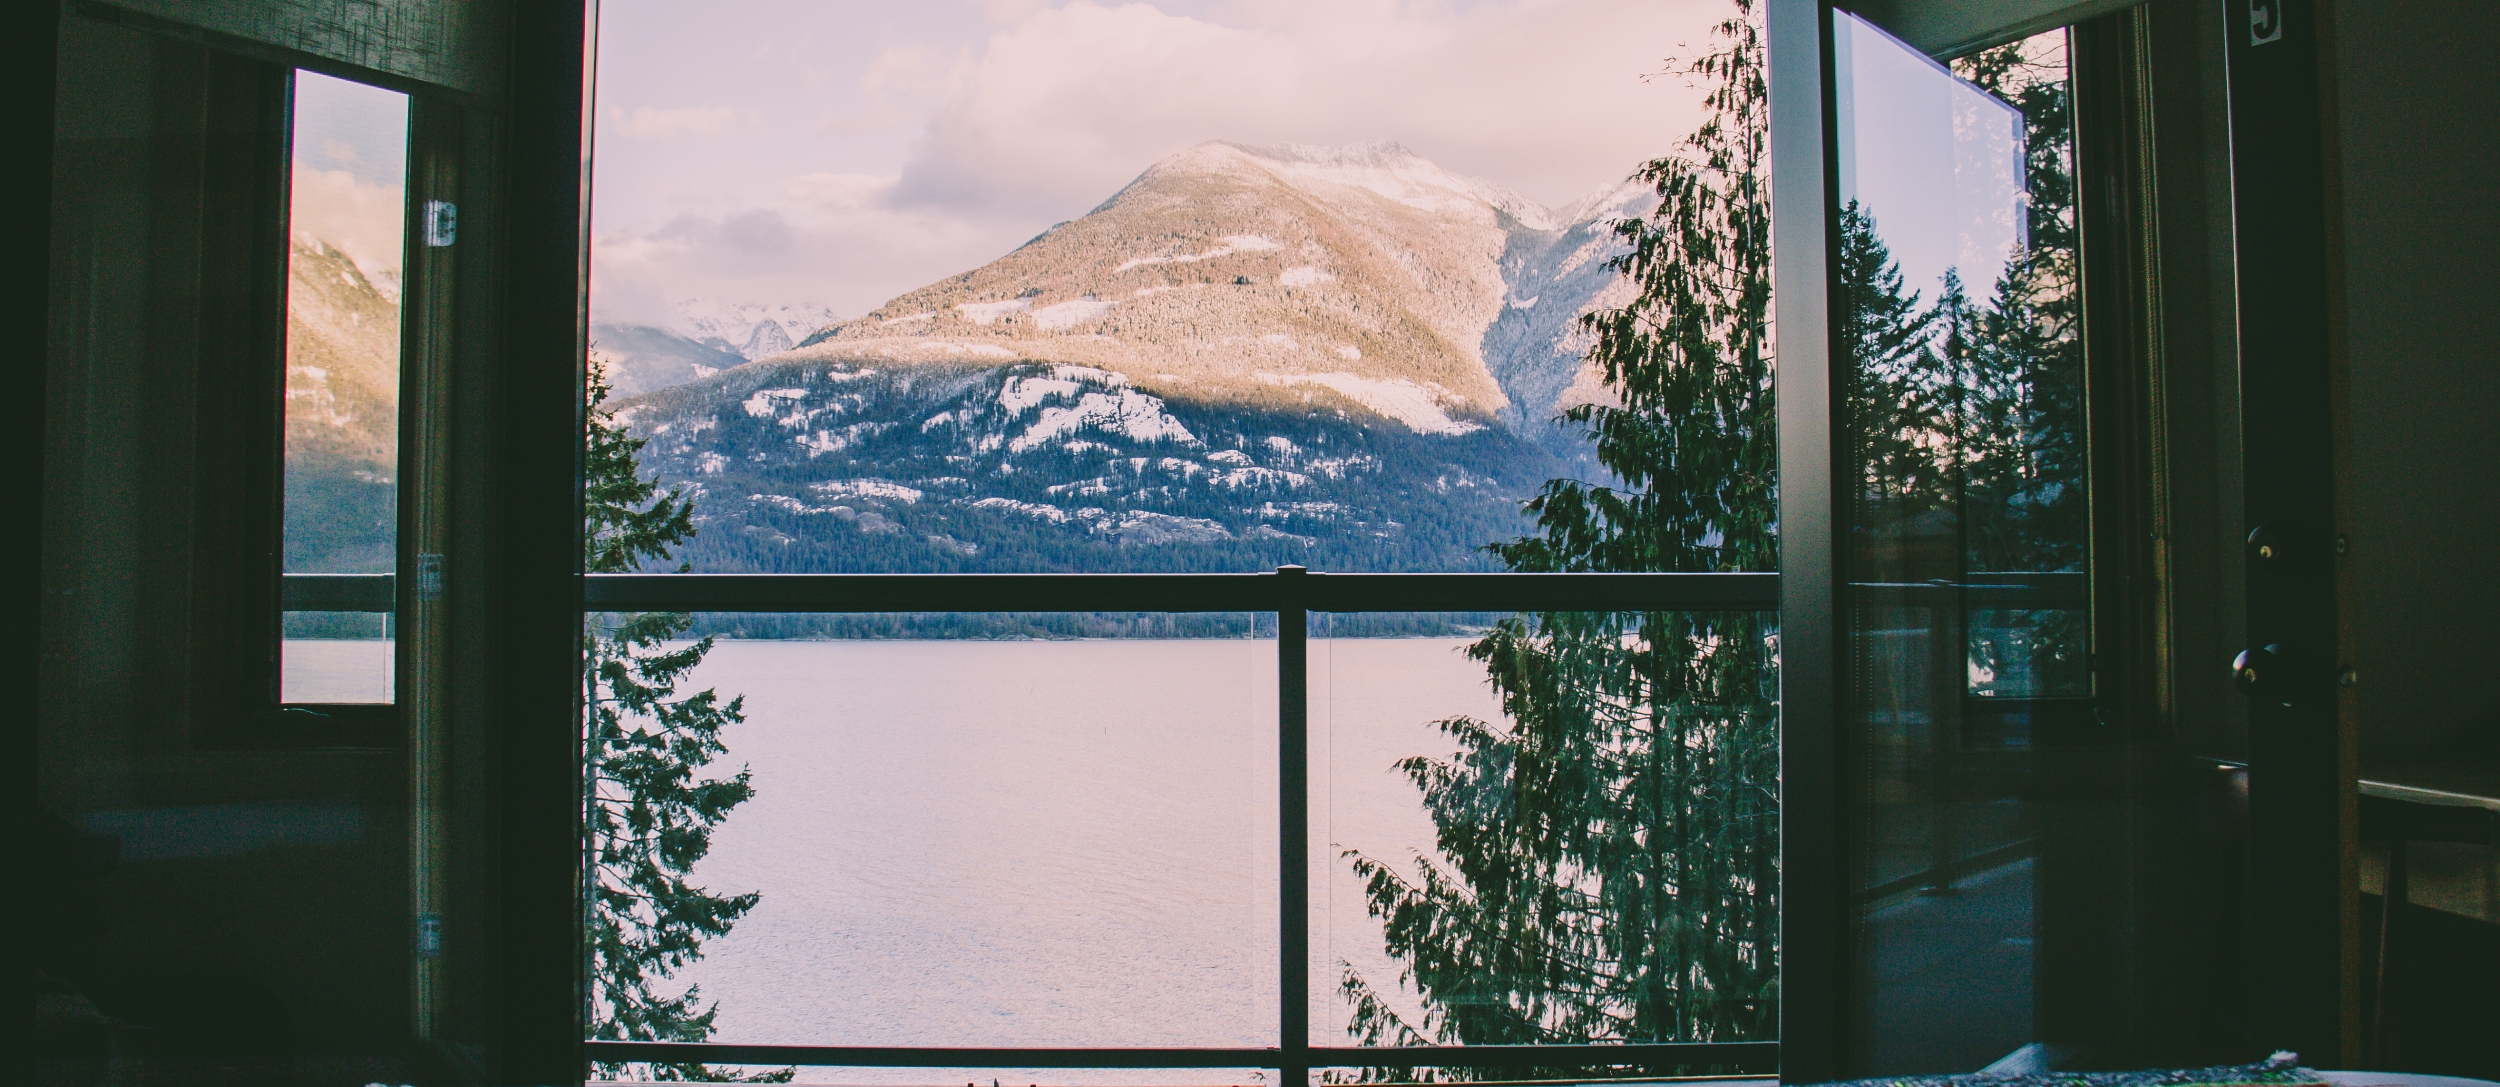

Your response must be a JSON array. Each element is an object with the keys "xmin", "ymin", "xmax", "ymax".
[
  {"xmin": 784, "ymin": 140, "xmax": 1544, "ymax": 426},
  {"xmin": 609, "ymin": 142, "xmax": 1657, "ymax": 573},
  {"xmin": 673, "ymin": 299, "xmax": 841, "ymax": 360},
  {"xmin": 588, "ymin": 323, "xmax": 748, "ymax": 399},
  {"xmin": 590, "ymin": 300, "xmax": 842, "ymax": 397},
  {"xmin": 1484, "ymin": 177, "xmax": 1657, "ymax": 449}
]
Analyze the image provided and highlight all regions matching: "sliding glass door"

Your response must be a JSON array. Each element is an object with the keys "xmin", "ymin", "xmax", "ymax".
[
  {"xmin": 1830, "ymin": 13, "xmax": 2097, "ymax": 1072},
  {"xmin": 1775, "ymin": 0, "xmax": 2289, "ymax": 1075}
]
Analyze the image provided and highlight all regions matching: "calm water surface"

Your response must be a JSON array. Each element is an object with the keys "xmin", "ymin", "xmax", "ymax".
[{"xmin": 665, "ymin": 636, "xmax": 1502, "ymax": 1083}]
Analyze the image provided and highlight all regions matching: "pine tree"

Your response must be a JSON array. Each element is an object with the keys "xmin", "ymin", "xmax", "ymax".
[
  {"xmin": 1840, "ymin": 200, "xmax": 1952, "ymax": 554},
  {"xmin": 583, "ymin": 355, "xmax": 791, "ymax": 1083},
  {"xmin": 1949, "ymin": 39, "xmax": 2087, "ymax": 694},
  {"xmin": 1338, "ymin": 3, "xmax": 1783, "ymax": 1073},
  {"xmin": 1952, "ymin": 38, "xmax": 2083, "ymax": 577}
]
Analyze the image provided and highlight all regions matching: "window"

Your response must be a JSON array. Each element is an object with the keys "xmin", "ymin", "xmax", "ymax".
[
  {"xmin": 579, "ymin": 2, "xmax": 1781, "ymax": 1082},
  {"xmin": 160, "ymin": 59, "xmax": 425, "ymax": 744},
  {"xmin": 278, "ymin": 70, "xmax": 411, "ymax": 708}
]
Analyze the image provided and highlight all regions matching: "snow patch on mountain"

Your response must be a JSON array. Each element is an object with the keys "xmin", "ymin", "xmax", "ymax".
[
  {"xmin": 811, "ymin": 479, "xmax": 924, "ymax": 504},
  {"xmin": 1113, "ymin": 235, "xmax": 1283, "ymax": 274},
  {"xmin": 1000, "ymin": 374, "xmax": 1086, "ymax": 414},
  {"xmin": 1033, "ymin": 297, "xmax": 1118, "ymax": 331},
  {"xmin": 1257, "ymin": 372, "xmax": 1487, "ymax": 436},
  {"xmin": 1010, "ymin": 388, "xmax": 1198, "ymax": 453},
  {"xmin": 743, "ymin": 388, "xmax": 809, "ymax": 418},
  {"xmin": 959, "ymin": 298, "xmax": 1034, "ymax": 325},
  {"xmin": 795, "ymin": 422, "xmax": 892, "ymax": 456},
  {"xmin": 969, "ymin": 496, "xmax": 1073, "ymax": 524}
]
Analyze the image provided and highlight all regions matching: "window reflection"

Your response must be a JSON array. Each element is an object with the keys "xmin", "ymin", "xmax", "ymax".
[{"xmin": 1834, "ymin": 14, "xmax": 2094, "ymax": 1074}]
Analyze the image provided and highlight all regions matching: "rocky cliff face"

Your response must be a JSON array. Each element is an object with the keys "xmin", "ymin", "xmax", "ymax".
[{"xmin": 1483, "ymin": 178, "xmax": 1656, "ymax": 458}]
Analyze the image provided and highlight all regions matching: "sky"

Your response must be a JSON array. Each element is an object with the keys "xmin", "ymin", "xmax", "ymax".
[
  {"xmin": 587, "ymin": 0, "xmax": 1729, "ymax": 326},
  {"xmin": 1833, "ymin": 11, "xmax": 2029, "ymax": 301},
  {"xmin": 291, "ymin": 70, "xmax": 410, "ymax": 299}
]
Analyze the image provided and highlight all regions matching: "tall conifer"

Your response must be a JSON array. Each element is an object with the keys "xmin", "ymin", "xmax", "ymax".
[
  {"xmin": 583, "ymin": 357, "xmax": 789, "ymax": 1083},
  {"xmin": 1951, "ymin": 40, "xmax": 2086, "ymax": 692},
  {"xmin": 1340, "ymin": 2, "xmax": 1781, "ymax": 1069},
  {"xmin": 1339, "ymin": 23, "xmax": 2084, "ymax": 1073}
]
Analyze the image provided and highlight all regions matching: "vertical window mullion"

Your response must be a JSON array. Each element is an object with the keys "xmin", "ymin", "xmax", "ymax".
[{"xmin": 1768, "ymin": 0, "xmax": 1843, "ymax": 1080}]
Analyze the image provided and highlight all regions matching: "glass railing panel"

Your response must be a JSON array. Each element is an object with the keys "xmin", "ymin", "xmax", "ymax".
[
  {"xmin": 1311, "ymin": 610, "xmax": 1779, "ymax": 1064},
  {"xmin": 584, "ymin": 612, "xmax": 1279, "ymax": 1060},
  {"xmin": 278, "ymin": 610, "xmax": 396, "ymax": 704}
]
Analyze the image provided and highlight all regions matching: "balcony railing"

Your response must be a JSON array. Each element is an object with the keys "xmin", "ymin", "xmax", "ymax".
[{"xmin": 279, "ymin": 566, "xmax": 2081, "ymax": 1076}]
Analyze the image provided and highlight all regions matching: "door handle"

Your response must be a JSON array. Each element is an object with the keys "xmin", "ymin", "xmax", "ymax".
[{"xmin": 2233, "ymin": 643, "xmax": 2290, "ymax": 705}]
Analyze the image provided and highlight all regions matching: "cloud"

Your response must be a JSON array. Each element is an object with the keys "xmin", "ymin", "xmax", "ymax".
[
  {"xmin": 890, "ymin": 0, "xmax": 1718, "ymax": 218},
  {"xmin": 590, "ymin": 0, "xmax": 1725, "ymax": 324},
  {"xmin": 607, "ymin": 104, "xmax": 739, "ymax": 139},
  {"xmin": 592, "ymin": 171, "xmax": 1002, "ymax": 325},
  {"xmin": 292, "ymin": 166, "xmax": 406, "ymax": 296}
]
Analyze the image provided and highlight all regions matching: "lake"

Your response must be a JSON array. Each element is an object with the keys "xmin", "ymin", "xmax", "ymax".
[{"xmin": 659, "ymin": 635, "xmax": 1504, "ymax": 1083}]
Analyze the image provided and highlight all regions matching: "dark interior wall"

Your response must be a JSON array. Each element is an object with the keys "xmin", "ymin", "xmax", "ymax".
[
  {"xmin": 41, "ymin": 13, "xmax": 415, "ymax": 1048},
  {"xmin": 75, "ymin": 0, "xmax": 507, "ymax": 99},
  {"xmin": 2325, "ymin": 0, "xmax": 2500, "ymax": 756}
]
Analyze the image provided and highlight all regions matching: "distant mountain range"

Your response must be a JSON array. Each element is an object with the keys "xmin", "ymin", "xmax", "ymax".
[
  {"xmin": 604, "ymin": 141, "xmax": 1655, "ymax": 574},
  {"xmin": 592, "ymin": 300, "xmax": 841, "ymax": 398}
]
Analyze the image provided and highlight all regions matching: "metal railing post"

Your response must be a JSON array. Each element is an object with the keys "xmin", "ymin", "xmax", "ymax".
[{"xmin": 1277, "ymin": 566, "xmax": 1311, "ymax": 1087}]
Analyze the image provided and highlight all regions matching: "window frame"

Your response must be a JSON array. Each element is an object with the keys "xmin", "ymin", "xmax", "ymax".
[
  {"xmin": 269, "ymin": 65, "xmax": 420, "ymax": 732},
  {"xmin": 57, "ymin": 0, "xmax": 470, "ymax": 754},
  {"xmin": 549, "ymin": 0, "xmax": 2147, "ymax": 1080}
]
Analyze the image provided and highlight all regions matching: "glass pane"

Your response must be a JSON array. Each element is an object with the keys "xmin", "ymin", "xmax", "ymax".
[
  {"xmin": 1832, "ymin": 17, "xmax": 2098, "ymax": 1075},
  {"xmin": 1314, "ymin": 611, "xmax": 1778, "ymax": 1067},
  {"xmin": 586, "ymin": 2, "xmax": 1733, "ymax": 573},
  {"xmin": 585, "ymin": 613, "xmax": 1277, "ymax": 1069},
  {"xmin": 282, "ymin": 70, "xmax": 407, "ymax": 704},
  {"xmin": 279, "ymin": 611, "xmax": 396, "ymax": 704}
]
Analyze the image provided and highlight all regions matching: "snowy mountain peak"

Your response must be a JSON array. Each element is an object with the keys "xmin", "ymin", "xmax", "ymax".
[
  {"xmin": 669, "ymin": 299, "xmax": 841, "ymax": 360},
  {"xmin": 767, "ymin": 139, "xmax": 1662, "ymax": 437},
  {"xmin": 1227, "ymin": 139, "xmax": 1420, "ymax": 166},
  {"xmin": 1141, "ymin": 140, "xmax": 1564, "ymax": 231},
  {"xmin": 740, "ymin": 320, "xmax": 796, "ymax": 359},
  {"xmin": 1552, "ymin": 176, "xmax": 1660, "ymax": 233}
]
